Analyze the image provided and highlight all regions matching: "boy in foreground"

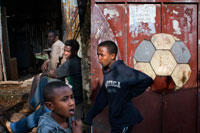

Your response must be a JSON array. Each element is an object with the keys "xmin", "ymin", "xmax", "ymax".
[
  {"xmin": 37, "ymin": 81, "xmax": 82, "ymax": 133},
  {"xmin": 84, "ymin": 40, "xmax": 153, "ymax": 133},
  {"xmin": 0, "ymin": 40, "xmax": 83, "ymax": 132}
]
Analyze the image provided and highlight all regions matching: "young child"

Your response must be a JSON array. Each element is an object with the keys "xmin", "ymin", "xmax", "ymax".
[
  {"xmin": 0, "ymin": 40, "xmax": 83, "ymax": 133},
  {"xmin": 37, "ymin": 81, "xmax": 82, "ymax": 133},
  {"xmin": 84, "ymin": 40, "xmax": 153, "ymax": 133}
]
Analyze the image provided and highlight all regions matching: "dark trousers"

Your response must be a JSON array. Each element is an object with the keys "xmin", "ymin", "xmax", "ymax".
[{"xmin": 111, "ymin": 125, "xmax": 133, "ymax": 133}]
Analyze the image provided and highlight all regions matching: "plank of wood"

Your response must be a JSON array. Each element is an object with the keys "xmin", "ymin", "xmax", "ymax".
[{"xmin": 0, "ymin": 81, "xmax": 22, "ymax": 85}]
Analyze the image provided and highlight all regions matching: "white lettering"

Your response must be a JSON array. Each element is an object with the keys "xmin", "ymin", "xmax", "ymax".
[{"xmin": 105, "ymin": 80, "xmax": 121, "ymax": 89}]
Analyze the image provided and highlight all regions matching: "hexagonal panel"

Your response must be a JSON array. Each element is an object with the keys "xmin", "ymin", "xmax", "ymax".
[
  {"xmin": 171, "ymin": 64, "xmax": 191, "ymax": 89},
  {"xmin": 133, "ymin": 58, "xmax": 137, "ymax": 66},
  {"xmin": 171, "ymin": 41, "xmax": 191, "ymax": 63},
  {"xmin": 152, "ymin": 76, "xmax": 176, "ymax": 93},
  {"xmin": 151, "ymin": 33, "xmax": 175, "ymax": 50},
  {"xmin": 134, "ymin": 62, "xmax": 156, "ymax": 79},
  {"xmin": 150, "ymin": 50, "xmax": 177, "ymax": 76},
  {"xmin": 134, "ymin": 40, "xmax": 155, "ymax": 62}
]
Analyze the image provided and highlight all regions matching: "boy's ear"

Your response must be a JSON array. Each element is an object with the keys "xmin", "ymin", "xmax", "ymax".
[
  {"xmin": 45, "ymin": 102, "xmax": 54, "ymax": 111},
  {"xmin": 111, "ymin": 53, "xmax": 116, "ymax": 60}
]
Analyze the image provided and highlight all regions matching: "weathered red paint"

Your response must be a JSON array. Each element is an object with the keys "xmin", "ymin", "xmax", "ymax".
[
  {"xmin": 162, "ymin": 4, "xmax": 197, "ymax": 89},
  {"xmin": 161, "ymin": 5, "xmax": 198, "ymax": 133},
  {"xmin": 127, "ymin": 4, "xmax": 161, "ymax": 67},
  {"xmin": 152, "ymin": 76, "xmax": 176, "ymax": 92},
  {"xmin": 163, "ymin": 89, "xmax": 197, "ymax": 133},
  {"xmin": 132, "ymin": 91, "xmax": 162, "ymax": 133},
  {"xmin": 94, "ymin": 0, "xmax": 199, "ymax": 2},
  {"xmin": 197, "ymin": 3, "xmax": 200, "ymax": 133},
  {"xmin": 91, "ymin": 0, "xmax": 200, "ymax": 133}
]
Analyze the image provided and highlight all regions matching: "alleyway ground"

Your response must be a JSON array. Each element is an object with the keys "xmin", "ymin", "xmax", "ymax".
[{"xmin": 0, "ymin": 75, "xmax": 34, "ymax": 132}]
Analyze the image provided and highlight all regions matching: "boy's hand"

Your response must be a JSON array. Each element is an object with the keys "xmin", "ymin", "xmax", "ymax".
[{"xmin": 72, "ymin": 120, "xmax": 82, "ymax": 133}]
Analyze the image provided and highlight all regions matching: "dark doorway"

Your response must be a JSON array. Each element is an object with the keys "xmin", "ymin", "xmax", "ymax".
[{"xmin": 3, "ymin": 0, "xmax": 62, "ymax": 77}]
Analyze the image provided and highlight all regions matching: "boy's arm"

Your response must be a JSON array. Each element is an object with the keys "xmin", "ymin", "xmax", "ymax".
[
  {"xmin": 55, "ymin": 60, "xmax": 73, "ymax": 78},
  {"xmin": 42, "ymin": 61, "xmax": 71, "ymax": 78},
  {"xmin": 42, "ymin": 69, "xmax": 58, "ymax": 78},
  {"xmin": 49, "ymin": 44, "xmax": 62, "ymax": 70},
  {"xmin": 84, "ymin": 84, "xmax": 108, "ymax": 125},
  {"xmin": 129, "ymin": 70, "xmax": 153, "ymax": 97}
]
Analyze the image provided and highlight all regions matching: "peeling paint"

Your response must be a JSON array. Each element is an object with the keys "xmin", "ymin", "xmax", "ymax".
[
  {"xmin": 95, "ymin": 26, "xmax": 103, "ymax": 39},
  {"xmin": 118, "ymin": 5, "xmax": 127, "ymax": 14},
  {"xmin": 104, "ymin": 8, "xmax": 119, "ymax": 20},
  {"xmin": 115, "ymin": 31, "xmax": 122, "ymax": 37},
  {"xmin": 129, "ymin": 5, "xmax": 156, "ymax": 37},
  {"xmin": 131, "ymin": 40, "xmax": 139, "ymax": 44},
  {"xmin": 173, "ymin": 20, "xmax": 181, "ymax": 35},
  {"xmin": 173, "ymin": 10, "xmax": 179, "ymax": 15},
  {"xmin": 184, "ymin": 8, "xmax": 192, "ymax": 32},
  {"xmin": 129, "ymin": 4, "xmax": 156, "ymax": 24}
]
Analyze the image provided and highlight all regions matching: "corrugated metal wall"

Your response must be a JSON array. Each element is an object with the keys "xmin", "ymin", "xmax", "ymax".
[{"xmin": 0, "ymin": 0, "xmax": 63, "ymax": 79}]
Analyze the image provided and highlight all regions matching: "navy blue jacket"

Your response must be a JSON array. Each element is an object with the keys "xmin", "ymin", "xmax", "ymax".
[{"xmin": 84, "ymin": 60, "xmax": 153, "ymax": 128}]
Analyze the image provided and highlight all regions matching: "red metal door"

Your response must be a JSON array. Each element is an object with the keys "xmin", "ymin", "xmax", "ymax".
[
  {"xmin": 161, "ymin": 4, "xmax": 198, "ymax": 133},
  {"xmin": 91, "ymin": 1, "xmax": 199, "ymax": 133}
]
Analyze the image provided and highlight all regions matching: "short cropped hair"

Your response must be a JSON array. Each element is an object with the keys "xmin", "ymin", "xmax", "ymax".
[
  {"xmin": 98, "ymin": 40, "xmax": 118, "ymax": 57},
  {"xmin": 43, "ymin": 81, "xmax": 70, "ymax": 102},
  {"xmin": 49, "ymin": 30, "xmax": 59, "ymax": 37},
  {"xmin": 65, "ymin": 39, "xmax": 80, "ymax": 52}
]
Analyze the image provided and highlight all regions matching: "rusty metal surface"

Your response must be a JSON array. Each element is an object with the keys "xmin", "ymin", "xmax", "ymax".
[
  {"xmin": 162, "ymin": 4, "xmax": 197, "ymax": 89},
  {"xmin": 163, "ymin": 89, "xmax": 197, "ymax": 133},
  {"xmin": 133, "ymin": 91, "xmax": 162, "ymax": 133},
  {"xmin": 91, "ymin": 4, "xmax": 125, "ymax": 100},
  {"xmin": 152, "ymin": 76, "xmax": 176, "ymax": 92},
  {"xmin": 94, "ymin": 0, "xmax": 199, "ymax": 2},
  {"xmin": 198, "ymin": 4, "xmax": 200, "ymax": 133},
  {"xmin": 93, "ymin": 107, "xmax": 110, "ymax": 133},
  {"xmin": 127, "ymin": 4, "xmax": 161, "ymax": 67},
  {"xmin": 61, "ymin": 0, "xmax": 81, "ymax": 42},
  {"xmin": 161, "ymin": 4, "xmax": 198, "ymax": 133},
  {"xmin": 97, "ymin": 4, "xmax": 125, "ymax": 60},
  {"xmin": 91, "ymin": 1, "xmax": 199, "ymax": 133}
]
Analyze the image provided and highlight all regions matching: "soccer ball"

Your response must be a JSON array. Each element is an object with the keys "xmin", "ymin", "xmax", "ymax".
[{"xmin": 133, "ymin": 33, "xmax": 191, "ymax": 93}]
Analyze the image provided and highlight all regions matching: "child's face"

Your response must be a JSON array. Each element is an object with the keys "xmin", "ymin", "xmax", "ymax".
[
  {"xmin": 64, "ymin": 46, "xmax": 73, "ymax": 60},
  {"xmin": 97, "ymin": 46, "xmax": 115, "ymax": 68},
  {"xmin": 51, "ymin": 87, "xmax": 75, "ymax": 119}
]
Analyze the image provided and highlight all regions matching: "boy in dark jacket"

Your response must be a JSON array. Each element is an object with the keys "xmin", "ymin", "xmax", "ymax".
[
  {"xmin": 37, "ymin": 81, "xmax": 82, "ymax": 133},
  {"xmin": 84, "ymin": 40, "xmax": 153, "ymax": 133}
]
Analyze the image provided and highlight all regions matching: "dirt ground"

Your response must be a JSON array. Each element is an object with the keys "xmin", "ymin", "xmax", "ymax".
[
  {"xmin": 0, "ymin": 75, "xmax": 34, "ymax": 132},
  {"xmin": 0, "ymin": 74, "xmax": 91, "ymax": 133}
]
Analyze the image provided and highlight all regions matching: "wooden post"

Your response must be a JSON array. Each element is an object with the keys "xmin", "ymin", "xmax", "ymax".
[
  {"xmin": 0, "ymin": 5, "xmax": 7, "ymax": 81},
  {"xmin": 1, "ymin": 6, "xmax": 18, "ymax": 80}
]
